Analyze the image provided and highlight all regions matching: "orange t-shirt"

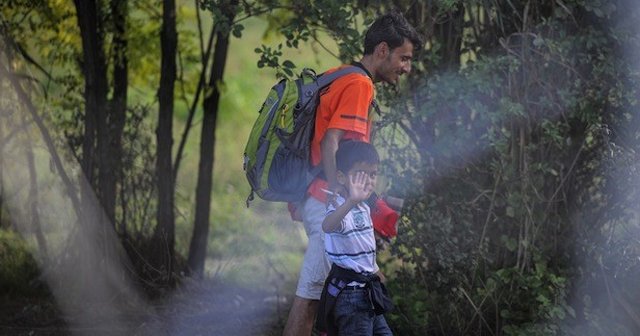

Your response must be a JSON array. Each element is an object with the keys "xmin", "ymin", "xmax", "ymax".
[{"xmin": 307, "ymin": 65, "xmax": 375, "ymax": 203}]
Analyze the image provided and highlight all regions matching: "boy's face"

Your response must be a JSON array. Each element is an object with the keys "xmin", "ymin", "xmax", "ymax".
[{"xmin": 338, "ymin": 161, "xmax": 378, "ymax": 194}]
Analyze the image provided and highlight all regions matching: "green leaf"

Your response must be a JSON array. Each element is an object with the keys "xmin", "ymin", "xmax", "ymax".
[
  {"xmin": 536, "ymin": 294, "xmax": 550, "ymax": 305},
  {"xmin": 565, "ymin": 305, "xmax": 576, "ymax": 318},
  {"xmin": 282, "ymin": 60, "xmax": 295, "ymax": 68},
  {"xmin": 593, "ymin": 8, "xmax": 604, "ymax": 17},
  {"xmin": 506, "ymin": 206, "xmax": 515, "ymax": 217},
  {"xmin": 501, "ymin": 235, "xmax": 518, "ymax": 252},
  {"xmin": 535, "ymin": 262, "xmax": 547, "ymax": 275}
]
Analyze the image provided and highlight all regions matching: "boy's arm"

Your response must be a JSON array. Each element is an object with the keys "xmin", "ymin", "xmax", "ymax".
[
  {"xmin": 322, "ymin": 198, "xmax": 358, "ymax": 233},
  {"xmin": 322, "ymin": 172, "xmax": 373, "ymax": 232}
]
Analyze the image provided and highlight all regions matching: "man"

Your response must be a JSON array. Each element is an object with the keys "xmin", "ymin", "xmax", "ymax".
[{"xmin": 283, "ymin": 11, "xmax": 422, "ymax": 336}]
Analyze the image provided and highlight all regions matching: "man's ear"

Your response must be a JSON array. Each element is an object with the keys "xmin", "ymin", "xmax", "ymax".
[{"xmin": 374, "ymin": 42, "xmax": 389, "ymax": 58}]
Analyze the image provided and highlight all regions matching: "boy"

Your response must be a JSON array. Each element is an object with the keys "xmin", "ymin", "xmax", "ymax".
[{"xmin": 317, "ymin": 141, "xmax": 394, "ymax": 336}]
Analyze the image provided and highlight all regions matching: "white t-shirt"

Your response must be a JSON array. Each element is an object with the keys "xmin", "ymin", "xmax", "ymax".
[{"xmin": 324, "ymin": 196, "xmax": 379, "ymax": 275}]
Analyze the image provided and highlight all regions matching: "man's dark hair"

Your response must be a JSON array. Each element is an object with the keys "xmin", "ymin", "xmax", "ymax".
[
  {"xmin": 336, "ymin": 140, "xmax": 380, "ymax": 173},
  {"xmin": 363, "ymin": 11, "xmax": 423, "ymax": 55}
]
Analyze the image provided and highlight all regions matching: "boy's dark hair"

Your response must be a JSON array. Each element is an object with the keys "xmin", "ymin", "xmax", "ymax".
[
  {"xmin": 336, "ymin": 141, "xmax": 379, "ymax": 173},
  {"xmin": 363, "ymin": 11, "xmax": 423, "ymax": 55}
]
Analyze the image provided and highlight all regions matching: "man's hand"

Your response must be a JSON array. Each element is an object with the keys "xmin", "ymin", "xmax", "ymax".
[{"xmin": 382, "ymin": 195, "xmax": 404, "ymax": 212}]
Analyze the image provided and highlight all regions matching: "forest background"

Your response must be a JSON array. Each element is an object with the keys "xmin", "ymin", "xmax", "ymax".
[{"xmin": 1, "ymin": 0, "xmax": 639, "ymax": 335}]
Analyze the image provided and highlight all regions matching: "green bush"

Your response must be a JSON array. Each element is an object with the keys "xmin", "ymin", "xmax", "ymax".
[
  {"xmin": 0, "ymin": 230, "xmax": 48, "ymax": 297},
  {"xmin": 378, "ymin": 1, "xmax": 640, "ymax": 334}
]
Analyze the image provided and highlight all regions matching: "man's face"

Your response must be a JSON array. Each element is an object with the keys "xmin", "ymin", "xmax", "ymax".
[{"xmin": 377, "ymin": 39, "xmax": 414, "ymax": 85}]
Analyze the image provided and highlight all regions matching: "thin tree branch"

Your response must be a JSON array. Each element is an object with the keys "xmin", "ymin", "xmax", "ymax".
[
  {"xmin": 232, "ymin": 5, "xmax": 294, "ymax": 24},
  {"xmin": 0, "ymin": 19, "xmax": 52, "ymax": 92},
  {"xmin": 195, "ymin": 0, "xmax": 205, "ymax": 64},
  {"xmin": 173, "ymin": 22, "xmax": 216, "ymax": 179},
  {"xmin": 310, "ymin": 33, "xmax": 340, "ymax": 60}
]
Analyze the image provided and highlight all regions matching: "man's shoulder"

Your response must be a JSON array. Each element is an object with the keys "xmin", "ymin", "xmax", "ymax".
[{"xmin": 324, "ymin": 65, "xmax": 373, "ymax": 86}]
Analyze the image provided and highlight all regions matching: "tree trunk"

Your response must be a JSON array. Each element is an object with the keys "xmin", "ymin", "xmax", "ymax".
[
  {"xmin": 0, "ymin": 119, "xmax": 3, "ymax": 228},
  {"xmin": 25, "ymin": 123, "xmax": 49, "ymax": 257},
  {"xmin": 102, "ymin": 0, "xmax": 128, "ymax": 226},
  {"xmin": 73, "ymin": 0, "xmax": 108, "ymax": 191},
  {"xmin": 152, "ymin": 0, "xmax": 178, "ymax": 282},
  {"xmin": 187, "ymin": 0, "xmax": 238, "ymax": 277},
  {"xmin": 433, "ymin": 3, "xmax": 464, "ymax": 70}
]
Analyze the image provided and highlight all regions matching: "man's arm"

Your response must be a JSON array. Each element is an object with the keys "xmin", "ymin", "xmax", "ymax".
[{"xmin": 320, "ymin": 128, "xmax": 345, "ymax": 200}]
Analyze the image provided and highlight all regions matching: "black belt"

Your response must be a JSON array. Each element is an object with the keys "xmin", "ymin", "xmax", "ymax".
[{"xmin": 344, "ymin": 284, "xmax": 367, "ymax": 290}]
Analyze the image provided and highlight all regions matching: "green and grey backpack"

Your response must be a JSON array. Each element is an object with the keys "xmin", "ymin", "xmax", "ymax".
[{"xmin": 243, "ymin": 65, "xmax": 371, "ymax": 205}]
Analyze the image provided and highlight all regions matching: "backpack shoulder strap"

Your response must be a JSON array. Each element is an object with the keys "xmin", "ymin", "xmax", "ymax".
[
  {"xmin": 316, "ymin": 64, "xmax": 380, "ymax": 114},
  {"xmin": 315, "ymin": 65, "xmax": 368, "ymax": 88},
  {"xmin": 369, "ymin": 99, "xmax": 381, "ymax": 116}
]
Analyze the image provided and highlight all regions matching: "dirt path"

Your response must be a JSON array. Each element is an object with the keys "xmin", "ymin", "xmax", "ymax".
[{"xmin": 1, "ymin": 282, "xmax": 292, "ymax": 336}]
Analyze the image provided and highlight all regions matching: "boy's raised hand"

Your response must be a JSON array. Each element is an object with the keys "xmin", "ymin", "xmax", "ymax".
[{"xmin": 347, "ymin": 171, "xmax": 373, "ymax": 204}]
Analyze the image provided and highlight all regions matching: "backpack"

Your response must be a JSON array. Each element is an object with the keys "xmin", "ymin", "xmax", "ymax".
[{"xmin": 243, "ymin": 65, "xmax": 372, "ymax": 205}]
